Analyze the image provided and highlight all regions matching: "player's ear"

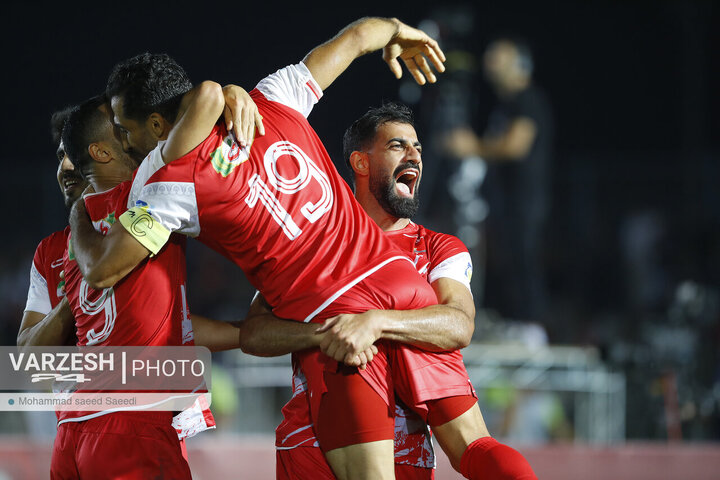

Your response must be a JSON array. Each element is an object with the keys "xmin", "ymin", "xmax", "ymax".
[
  {"xmin": 349, "ymin": 151, "xmax": 369, "ymax": 176},
  {"xmin": 147, "ymin": 113, "xmax": 168, "ymax": 140},
  {"xmin": 88, "ymin": 142, "xmax": 112, "ymax": 164}
]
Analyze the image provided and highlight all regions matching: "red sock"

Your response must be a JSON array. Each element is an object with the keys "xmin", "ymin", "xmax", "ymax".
[{"xmin": 459, "ymin": 437, "xmax": 537, "ymax": 480}]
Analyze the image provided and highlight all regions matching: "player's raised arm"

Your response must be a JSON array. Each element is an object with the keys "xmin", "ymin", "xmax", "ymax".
[
  {"xmin": 161, "ymin": 81, "xmax": 225, "ymax": 164},
  {"xmin": 303, "ymin": 17, "xmax": 446, "ymax": 91}
]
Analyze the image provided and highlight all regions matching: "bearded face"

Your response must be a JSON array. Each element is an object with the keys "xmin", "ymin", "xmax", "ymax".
[{"xmin": 369, "ymin": 160, "xmax": 420, "ymax": 219}]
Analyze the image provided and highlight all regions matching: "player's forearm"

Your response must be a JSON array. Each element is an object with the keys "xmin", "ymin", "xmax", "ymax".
[
  {"xmin": 191, "ymin": 314, "xmax": 241, "ymax": 352},
  {"xmin": 303, "ymin": 17, "xmax": 399, "ymax": 90},
  {"xmin": 69, "ymin": 198, "xmax": 115, "ymax": 288},
  {"xmin": 70, "ymin": 201, "xmax": 149, "ymax": 289},
  {"xmin": 238, "ymin": 311, "xmax": 322, "ymax": 357},
  {"xmin": 17, "ymin": 299, "xmax": 76, "ymax": 347},
  {"xmin": 378, "ymin": 305, "xmax": 474, "ymax": 351}
]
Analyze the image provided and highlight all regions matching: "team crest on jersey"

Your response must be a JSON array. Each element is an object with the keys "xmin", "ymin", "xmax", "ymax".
[
  {"xmin": 92, "ymin": 212, "xmax": 116, "ymax": 236},
  {"xmin": 211, "ymin": 135, "xmax": 250, "ymax": 177}
]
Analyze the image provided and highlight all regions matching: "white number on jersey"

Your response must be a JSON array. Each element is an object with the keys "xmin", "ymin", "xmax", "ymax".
[
  {"xmin": 245, "ymin": 141, "xmax": 333, "ymax": 240},
  {"xmin": 79, "ymin": 280, "xmax": 117, "ymax": 345}
]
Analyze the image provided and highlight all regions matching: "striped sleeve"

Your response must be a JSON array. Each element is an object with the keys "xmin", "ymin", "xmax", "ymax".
[{"xmin": 255, "ymin": 63, "xmax": 323, "ymax": 118}]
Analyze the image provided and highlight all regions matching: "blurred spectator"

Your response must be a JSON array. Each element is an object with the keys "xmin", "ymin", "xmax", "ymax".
[{"xmin": 445, "ymin": 37, "xmax": 554, "ymax": 322}]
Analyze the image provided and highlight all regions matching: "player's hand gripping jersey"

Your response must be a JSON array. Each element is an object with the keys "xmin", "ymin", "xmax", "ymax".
[{"xmin": 121, "ymin": 63, "xmax": 437, "ymax": 323}]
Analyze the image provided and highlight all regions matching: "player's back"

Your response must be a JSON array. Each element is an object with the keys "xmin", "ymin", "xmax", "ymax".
[{"xmin": 130, "ymin": 63, "xmax": 430, "ymax": 322}]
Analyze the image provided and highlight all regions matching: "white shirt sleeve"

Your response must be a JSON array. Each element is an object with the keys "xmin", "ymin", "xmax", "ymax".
[
  {"xmin": 125, "ymin": 143, "xmax": 201, "ymax": 239},
  {"xmin": 24, "ymin": 262, "xmax": 52, "ymax": 314},
  {"xmin": 428, "ymin": 252, "xmax": 473, "ymax": 294},
  {"xmin": 127, "ymin": 146, "xmax": 167, "ymax": 208},
  {"xmin": 255, "ymin": 62, "xmax": 323, "ymax": 118}
]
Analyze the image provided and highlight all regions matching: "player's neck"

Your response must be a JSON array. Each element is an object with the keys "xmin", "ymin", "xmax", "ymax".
[
  {"xmin": 377, "ymin": 216, "xmax": 410, "ymax": 232},
  {"xmin": 356, "ymin": 187, "xmax": 411, "ymax": 232},
  {"xmin": 88, "ymin": 174, "xmax": 129, "ymax": 193},
  {"xmin": 360, "ymin": 198, "xmax": 410, "ymax": 232}
]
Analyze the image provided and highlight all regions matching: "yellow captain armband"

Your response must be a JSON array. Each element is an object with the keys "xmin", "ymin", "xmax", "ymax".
[{"xmin": 119, "ymin": 206, "xmax": 171, "ymax": 256}]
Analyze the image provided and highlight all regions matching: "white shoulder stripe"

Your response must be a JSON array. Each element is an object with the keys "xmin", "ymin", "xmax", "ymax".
[
  {"xmin": 24, "ymin": 262, "xmax": 52, "ymax": 315},
  {"xmin": 428, "ymin": 252, "xmax": 473, "ymax": 294},
  {"xmin": 255, "ymin": 63, "xmax": 323, "ymax": 118},
  {"xmin": 128, "ymin": 144, "xmax": 166, "ymax": 208}
]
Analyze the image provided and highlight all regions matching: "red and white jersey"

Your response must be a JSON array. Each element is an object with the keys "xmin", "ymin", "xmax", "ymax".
[
  {"xmin": 24, "ymin": 226, "xmax": 70, "ymax": 315},
  {"xmin": 276, "ymin": 221, "xmax": 473, "ymax": 469},
  {"xmin": 60, "ymin": 180, "xmax": 195, "ymax": 424},
  {"xmin": 121, "ymin": 63, "xmax": 418, "ymax": 323}
]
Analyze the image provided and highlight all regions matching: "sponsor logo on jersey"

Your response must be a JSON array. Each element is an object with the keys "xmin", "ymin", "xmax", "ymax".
[
  {"xmin": 210, "ymin": 135, "xmax": 250, "ymax": 177},
  {"xmin": 465, "ymin": 261, "xmax": 473, "ymax": 282}
]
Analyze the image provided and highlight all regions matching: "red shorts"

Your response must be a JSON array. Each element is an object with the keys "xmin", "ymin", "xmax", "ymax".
[
  {"xmin": 50, "ymin": 411, "xmax": 191, "ymax": 480},
  {"xmin": 297, "ymin": 260, "xmax": 476, "ymax": 449},
  {"xmin": 276, "ymin": 447, "xmax": 434, "ymax": 480}
]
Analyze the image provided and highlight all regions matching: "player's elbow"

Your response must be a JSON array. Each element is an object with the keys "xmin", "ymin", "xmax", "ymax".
[
  {"xmin": 450, "ymin": 311, "xmax": 475, "ymax": 349},
  {"xmin": 455, "ymin": 326, "xmax": 473, "ymax": 349},
  {"xmin": 196, "ymin": 81, "xmax": 225, "ymax": 116}
]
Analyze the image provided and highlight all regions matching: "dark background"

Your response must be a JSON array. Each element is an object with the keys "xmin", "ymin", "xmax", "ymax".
[{"xmin": 0, "ymin": 0, "xmax": 718, "ymax": 441}]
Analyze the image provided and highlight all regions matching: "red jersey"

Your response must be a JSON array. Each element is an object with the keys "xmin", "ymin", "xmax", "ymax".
[
  {"xmin": 61, "ymin": 180, "xmax": 193, "ymax": 424},
  {"xmin": 276, "ymin": 222, "xmax": 473, "ymax": 469},
  {"xmin": 120, "ymin": 63, "xmax": 426, "ymax": 323},
  {"xmin": 24, "ymin": 226, "xmax": 70, "ymax": 315}
]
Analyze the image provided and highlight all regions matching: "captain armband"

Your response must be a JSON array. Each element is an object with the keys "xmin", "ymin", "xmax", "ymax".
[{"xmin": 119, "ymin": 206, "xmax": 171, "ymax": 256}]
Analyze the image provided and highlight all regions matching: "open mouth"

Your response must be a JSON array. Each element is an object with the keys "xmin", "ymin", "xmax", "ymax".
[
  {"xmin": 394, "ymin": 168, "xmax": 419, "ymax": 198},
  {"xmin": 63, "ymin": 177, "xmax": 81, "ymax": 193}
]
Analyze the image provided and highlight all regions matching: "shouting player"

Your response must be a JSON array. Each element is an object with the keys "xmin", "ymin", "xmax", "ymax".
[
  {"xmin": 69, "ymin": 17, "xmax": 535, "ymax": 479},
  {"xmin": 238, "ymin": 102, "xmax": 535, "ymax": 479}
]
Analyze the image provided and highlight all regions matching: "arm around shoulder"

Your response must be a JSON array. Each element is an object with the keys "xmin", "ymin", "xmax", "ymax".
[{"xmin": 70, "ymin": 198, "xmax": 151, "ymax": 290}]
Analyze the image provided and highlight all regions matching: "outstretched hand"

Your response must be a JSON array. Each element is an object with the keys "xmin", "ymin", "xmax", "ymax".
[
  {"xmin": 222, "ymin": 85, "xmax": 265, "ymax": 148},
  {"xmin": 383, "ymin": 19, "xmax": 446, "ymax": 85}
]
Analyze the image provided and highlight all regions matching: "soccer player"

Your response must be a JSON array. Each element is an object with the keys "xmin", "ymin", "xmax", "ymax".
[
  {"xmin": 53, "ymin": 96, "xmax": 200, "ymax": 479},
  {"xmin": 18, "ymin": 109, "xmax": 87, "ymax": 347},
  {"xmin": 68, "ymin": 18, "xmax": 534, "ymax": 479},
  {"xmin": 241, "ymin": 103, "xmax": 535, "ymax": 480}
]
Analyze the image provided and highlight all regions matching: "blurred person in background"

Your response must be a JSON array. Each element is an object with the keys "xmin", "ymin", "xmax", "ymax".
[{"xmin": 445, "ymin": 37, "xmax": 553, "ymax": 324}]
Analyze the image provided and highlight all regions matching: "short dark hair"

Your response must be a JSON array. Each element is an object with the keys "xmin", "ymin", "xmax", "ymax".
[
  {"xmin": 106, "ymin": 52, "xmax": 192, "ymax": 123},
  {"xmin": 62, "ymin": 95, "xmax": 108, "ymax": 177},
  {"xmin": 342, "ymin": 102, "xmax": 414, "ymax": 184},
  {"xmin": 50, "ymin": 107, "xmax": 74, "ymax": 146}
]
